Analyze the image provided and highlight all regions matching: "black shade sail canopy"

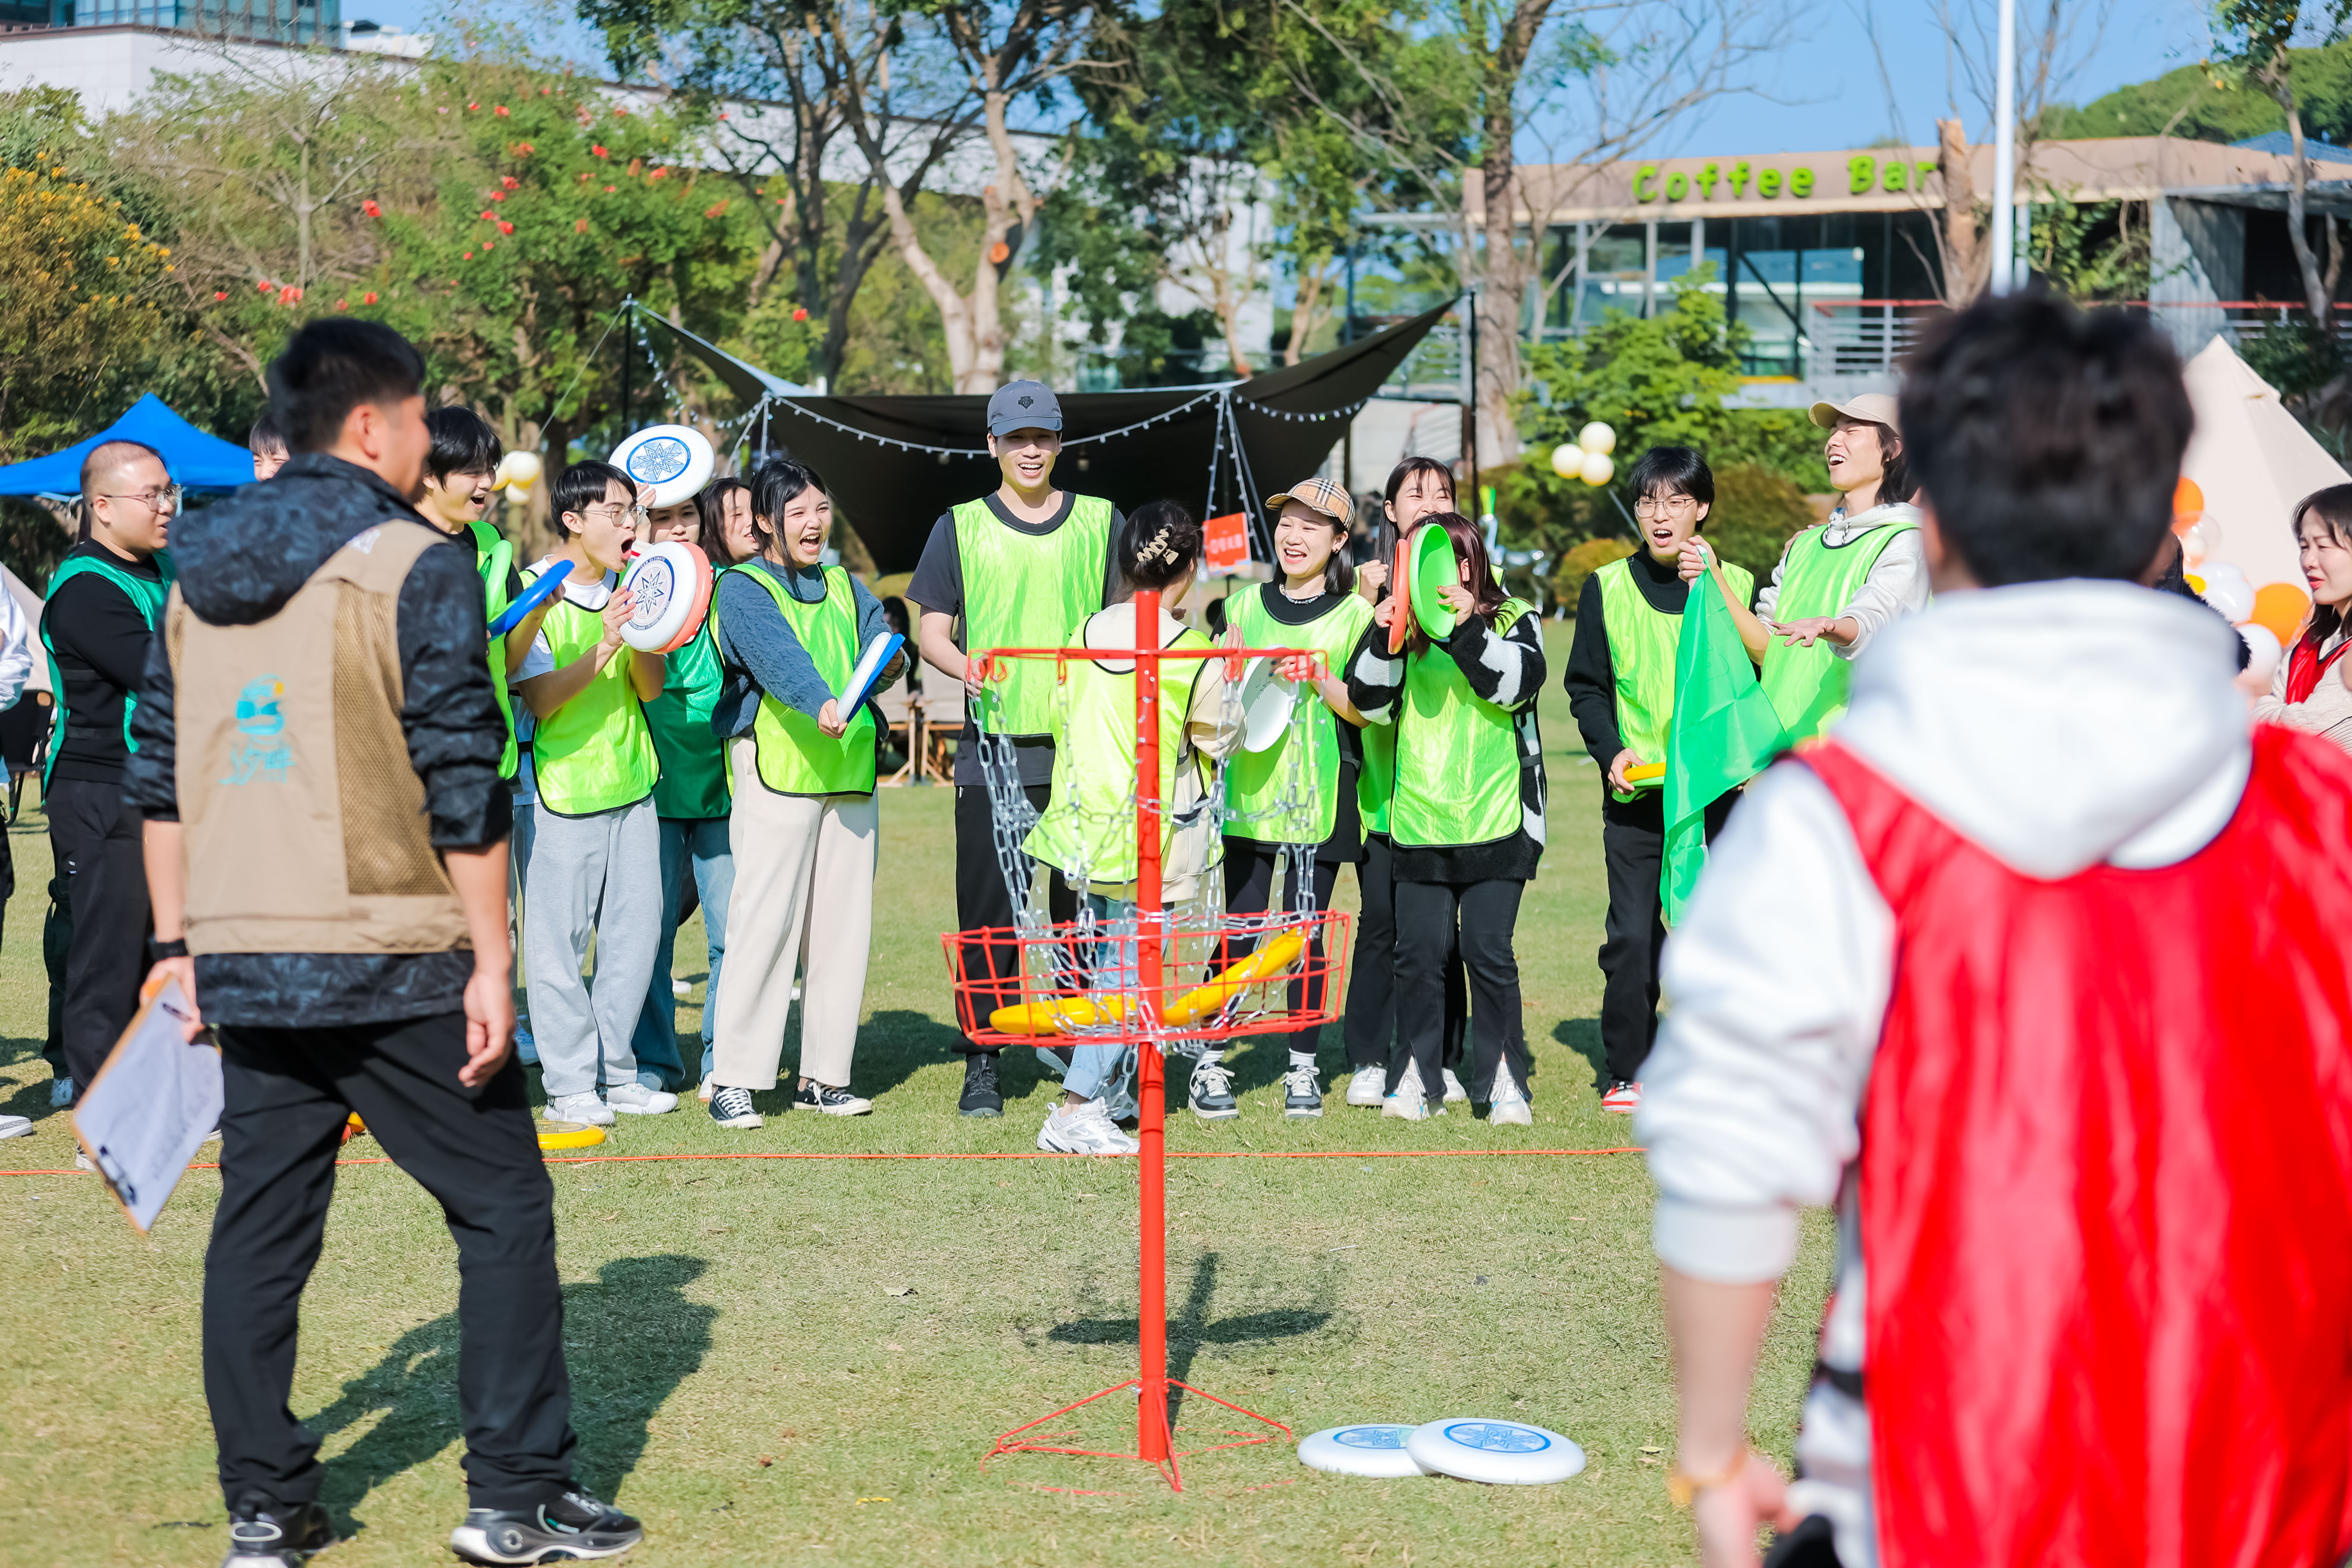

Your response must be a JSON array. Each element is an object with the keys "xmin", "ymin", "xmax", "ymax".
[{"xmin": 640, "ymin": 303, "xmax": 1455, "ymax": 574}]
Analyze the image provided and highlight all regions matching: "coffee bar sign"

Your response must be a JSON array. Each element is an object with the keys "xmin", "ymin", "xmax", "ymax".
[{"xmin": 1631, "ymin": 153, "xmax": 1941, "ymax": 205}]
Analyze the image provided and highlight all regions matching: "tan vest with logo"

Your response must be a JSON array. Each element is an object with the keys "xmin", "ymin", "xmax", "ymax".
[{"xmin": 167, "ymin": 520, "xmax": 470, "ymax": 955}]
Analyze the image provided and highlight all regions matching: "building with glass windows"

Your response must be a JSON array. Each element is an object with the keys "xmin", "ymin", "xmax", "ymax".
[{"xmin": 2, "ymin": 0, "xmax": 338, "ymax": 41}]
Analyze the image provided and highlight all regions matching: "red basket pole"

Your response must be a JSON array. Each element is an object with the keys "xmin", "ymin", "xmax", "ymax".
[{"xmin": 1130, "ymin": 587, "xmax": 1171, "ymax": 1467}]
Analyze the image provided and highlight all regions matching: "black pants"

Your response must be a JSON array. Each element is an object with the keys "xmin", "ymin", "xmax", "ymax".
[
  {"xmin": 46, "ymin": 776, "xmax": 148, "ymax": 1096},
  {"xmin": 952, "ymin": 783, "xmax": 1075, "ymax": 1054},
  {"xmin": 206, "ymin": 1012, "xmax": 576, "ymax": 1514},
  {"xmin": 1395, "ymin": 877, "xmax": 1528, "ymax": 1104},
  {"xmin": 1762, "ymin": 1515, "xmax": 1841, "ymax": 1568},
  {"xmin": 1598, "ymin": 791, "xmax": 1737, "ymax": 1085},
  {"xmin": 1221, "ymin": 838, "xmax": 1340, "ymax": 1038},
  {"xmin": 1342, "ymin": 833, "xmax": 1465, "ymax": 1076}
]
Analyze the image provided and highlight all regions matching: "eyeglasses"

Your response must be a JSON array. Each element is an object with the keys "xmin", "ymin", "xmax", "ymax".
[
  {"xmin": 582, "ymin": 502, "xmax": 650, "ymax": 525},
  {"xmin": 1633, "ymin": 494, "xmax": 1698, "ymax": 517},
  {"xmin": 97, "ymin": 485, "xmax": 183, "ymax": 512}
]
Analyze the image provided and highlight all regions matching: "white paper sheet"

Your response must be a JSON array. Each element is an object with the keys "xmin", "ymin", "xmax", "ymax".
[{"xmin": 71, "ymin": 978, "xmax": 222, "ymax": 1232}]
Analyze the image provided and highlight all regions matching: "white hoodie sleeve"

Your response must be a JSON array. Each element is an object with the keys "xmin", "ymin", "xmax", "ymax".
[
  {"xmin": 1834, "ymin": 529, "xmax": 1930, "ymax": 660},
  {"xmin": 1635, "ymin": 760, "xmax": 1895, "ymax": 1284},
  {"xmin": 0, "ymin": 589, "xmax": 29, "ymax": 710}
]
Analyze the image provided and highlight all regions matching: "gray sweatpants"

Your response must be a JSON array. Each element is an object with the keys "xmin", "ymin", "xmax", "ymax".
[{"xmin": 524, "ymin": 795, "xmax": 663, "ymax": 1098}]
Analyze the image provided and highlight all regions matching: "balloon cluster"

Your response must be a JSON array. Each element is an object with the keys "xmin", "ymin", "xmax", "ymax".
[
  {"xmin": 2173, "ymin": 477, "xmax": 2310, "ymax": 686},
  {"xmin": 1550, "ymin": 423, "xmax": 1617, "ymax": 487},
  {"xmin": 492, "ymin": 450, "xmax": 543, "ymax": 507}
]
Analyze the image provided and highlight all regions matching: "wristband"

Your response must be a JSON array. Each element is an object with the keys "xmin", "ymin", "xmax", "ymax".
[
  {"xmin": 1666, "ymin": 1446, "xmax": 1760, "ymax": 1509},
  {"xmin": 152, "ymin": 937, "xmax": 189, "ymax": 959}
]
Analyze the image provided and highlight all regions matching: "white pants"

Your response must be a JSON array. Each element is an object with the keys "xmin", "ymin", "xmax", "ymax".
[
  {"xmin": 524, "ymin": 795, "xmax": 662, "ymax": 1098},
  {"xmin": 710, "ymin": 738, "xmax": 878, "ymax": 1091}
]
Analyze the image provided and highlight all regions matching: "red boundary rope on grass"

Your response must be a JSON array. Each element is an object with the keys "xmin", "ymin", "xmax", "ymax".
[{"xmin": 0, "ymin": 1145, "xmax": 1642, "ymax": 1177}]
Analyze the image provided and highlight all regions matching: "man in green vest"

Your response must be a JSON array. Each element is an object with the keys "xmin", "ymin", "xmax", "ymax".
[
  {"xmin": 907, "ymin": 381, "xmax": 1125, "ymax": 1118},
  {"xmin": 39, "ymin": 439, "xmax": 176, "ymax": 1108},
  {"xmin": 1563, "ymin": 447, "xmax": 1754, "ymax": 1117}
]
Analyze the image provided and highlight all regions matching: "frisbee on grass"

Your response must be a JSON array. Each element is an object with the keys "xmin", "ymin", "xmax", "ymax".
[
  {"xmin": 1237, "ymin": 656, "xmax": 1297, "ymax": 753},
  {"xmin": 1300, "ymin": 1425, "xmax": 1432, "ymax": 1479},
  {"xmin": 610, "ymin": 423, "xmax": 715, "ymax": 511},
  {"xmin": 1386, "ymin": 534, "xmax": 1412, "ymax": 654},
  {"xmin": 489, "ymin": 558, "xmax": 571, "ymax": 638},
  {"xmin": 1411, "ymin": 523, "xmax": 1461, "ymax": 640},
  {"xmin": 539, "ymin": 1122, "xmax": 606, "ymax": 1152},
  {"xmin": 619, "ymin": 542, "xmax": 713, "ymax": 653},
  {"xmin": 1405, "ymin": 1419, "xmax": 1586, "ymax": 1486}
]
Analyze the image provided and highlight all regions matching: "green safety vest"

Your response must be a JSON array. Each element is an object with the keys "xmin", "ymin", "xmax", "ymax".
[
  {"xmin": 1594, "ymin": 555, "xmax": 1757, "ymax": 802},
  {"xmin": 41, "ymin": 549, "xmax": 175, "ymax": 786},
  {"xmin": 1225, "ymin": 585, "xmax": 1372, "ymax": 846},
  {"xmin": 954, "ymin": 494, "xmax": 1113, "ymax": 736},
  {"xmin": 1358, "ymin": 721, "xmax": 1396, "ymax": 838},
  {"xmin": 646, "ymin": 618, "xmax": 731, "ymax": 817},
  {"xmin": 468, "ymin": 519, "xmax": 520, "ymax": 781},
  {"xmin": 1390, "ymin": 599, "xmax": 1537, "ymax": 851},
  {"xmin": 711, "ymin": 562, "xmax": 877, "ymax": 798},
  {"xmin": 1758, "ymin": 510, "xmax": 1919, "ymax": 745},
  {"xmin": 1025, "ymin": 612, "xmax": 1209, "ymax": 887},
  {"xmin": 524, "ymin": 565, "xmax": 660, "ymax": 817}
]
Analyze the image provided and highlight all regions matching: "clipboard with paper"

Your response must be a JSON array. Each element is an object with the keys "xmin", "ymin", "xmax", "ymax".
[{"xmin": 71, "ymin": 975, "xmax": 222, "ymax": 1233}]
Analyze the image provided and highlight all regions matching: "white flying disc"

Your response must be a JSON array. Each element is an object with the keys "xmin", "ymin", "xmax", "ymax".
[
  {"xmin": 1299, "ymin": 1424, "xmax": 1431, "ymax": 1478},
  {"xmin": 619, "ymin": 541, "xmax": 713, "ymax": 653},
  {"xmin": 1405, "ymin": 1419, "xmax": 1586, "ymax": 1485},
  {"xmin": 610, "ymin": 423, "xmax": 715, "ymax": 510},
  {"xmin": 1237, "ymin": 656, "xmax": 1298, "ymax": 753}
]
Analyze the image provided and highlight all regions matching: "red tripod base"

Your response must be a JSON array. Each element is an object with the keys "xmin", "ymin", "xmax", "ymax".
[{"xmin": 984, "ymin": 1378, "xmax": 1293, "ymax": 1492}]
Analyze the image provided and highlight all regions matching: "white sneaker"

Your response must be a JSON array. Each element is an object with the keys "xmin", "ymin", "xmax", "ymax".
[
  {"xmin": 604, "ymin": 1082, "xmax": 678, "ymax": 1116},
  {"xmin": 0, "ymin": 1114, "xmax": 30, "ymax": 1141},
  {"xmin": 50, "ymin": 1078, "xmax": 72, "ymax": 1107},
  {"xmin": 546, "ymin": 1091, "xmax": 616, "ymax": 1126},
  {"xmin": 1386, "ymin": 1095, "xmax": 1446, "ymax": 1122},
  {"xmin": 698, "ymin": 1075, "xmax": 716, "ymax": 1103},
  {"xmin": 1442, "ymin": 1068, "xmax": 1468, "ymax": 1103},
  {"xmin": 1381, "ymin": 1059, "xmax": 1426, "ymax": 1118},
  {"xmin": 1105, "ymin": 1084, "xmax": 1138, "ymax": 1125},
  {"xmin": 1038, "ymin": 1099, "xmax": 1140, "ymax": 1155},
  {"xmin": 1488, "ymin": 1068, "xmax": 1533, "ymax": 1126},
  {"xmin": 1345, "ymin": 1065, "xmax": 1387, "ymax": 1107},
  {"xmin": 75, "ymin": 1150, "xmax": 95, "ymax": 1171},
  {"xmin": 671, "ymin": 978, "xmax": 692, "ymax": 998}
]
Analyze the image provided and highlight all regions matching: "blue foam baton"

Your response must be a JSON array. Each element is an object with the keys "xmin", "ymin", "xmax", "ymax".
[
  {"xmin": 488, "ymin": 559, "xmax": 571, "ymax": 638},
  {"xmin": 837, "ymin": 631, "xmax": 906, "ymax": 714}
]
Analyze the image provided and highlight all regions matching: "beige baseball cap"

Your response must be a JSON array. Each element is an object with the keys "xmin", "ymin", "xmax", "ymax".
[
  {"xmin": 1808, "ymin": 392, "xmax": 1901, "ymax": 435},
  {"xmin": 1264, "ymin": 475, "xmax": 1354, "ymax": 528}
]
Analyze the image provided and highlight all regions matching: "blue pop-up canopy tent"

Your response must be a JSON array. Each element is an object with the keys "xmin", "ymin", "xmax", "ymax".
[{"xmin": 0, "ymin": 394, "xmax": 253, "ymax": 498}]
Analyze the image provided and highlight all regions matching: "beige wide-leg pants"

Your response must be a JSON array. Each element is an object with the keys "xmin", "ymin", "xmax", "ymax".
[{"xmin": 710, "ymin": 738, "xmax": 878, "ymax": 1091}]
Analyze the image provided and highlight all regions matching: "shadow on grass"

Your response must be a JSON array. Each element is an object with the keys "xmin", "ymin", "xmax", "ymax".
[
  {"xmin": 310, "ymin": 1253, "xmax": 713, "ymax": 1533},
  {"xmin": 1552, "ymin": 1017, "xmax": 1604, "ymax": 1093},
  {"xmin": 1044, "ymin": 1254, "xmax": 1335, "ymax": 1428}
]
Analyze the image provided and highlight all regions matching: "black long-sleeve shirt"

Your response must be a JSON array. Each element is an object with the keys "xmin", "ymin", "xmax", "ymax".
[
  {"xmin": 41, "ymin": 542, "xmax": 166, "ymax": 782},
  {"xmin": 125, "ymin": 454, "xmax": 509, "ymax": 1028}
]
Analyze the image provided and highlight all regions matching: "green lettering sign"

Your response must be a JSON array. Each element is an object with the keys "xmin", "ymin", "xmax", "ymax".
[
  {"xmin": 1698, "ymin": 162, "xmax": 1720, "ymax": 198},
  {"xmin": 1634, "ymin": 163, "xmax": 1659, "ymax": 202},
  {"xmin": 1882, "ymin": 160, "xmax": 1907, "ymax": 193},
  {"xmin": 1729, "ymin": 160, "xmax": 1751, "ymax": 197},
  {"xmin": 1849, "ymin": 155, "xmax": 1875, "ymax": 196},
  {"xmin": 1790, "ymin": 166, "xmax": 1815, "ymax": 198},
  {"xmin": 1758, "ymin": 167, "xmax": 1783, "ymax": 198},
  {"xmin": 1665, "ymin": 170, "xmax": 1689, "ymax": 200}
]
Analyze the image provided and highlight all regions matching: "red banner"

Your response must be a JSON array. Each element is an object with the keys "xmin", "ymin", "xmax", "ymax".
[{"xmin": 1203, "ymin": 511, "xmax": 1250, "ymax": 575}]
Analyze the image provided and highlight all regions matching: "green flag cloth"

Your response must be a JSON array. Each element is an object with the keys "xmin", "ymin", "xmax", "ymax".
[{"xmin": 1661, "ymin": 567, "xmax": 1788, "ymax": 926}]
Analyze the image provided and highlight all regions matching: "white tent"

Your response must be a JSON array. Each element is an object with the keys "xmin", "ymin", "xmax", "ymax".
[{"xmin": 2179, "ymin": 335, "xmax": 2346, "ymax": 593}]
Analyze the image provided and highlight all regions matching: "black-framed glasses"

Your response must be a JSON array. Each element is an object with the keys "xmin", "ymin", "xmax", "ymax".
[{"xmin": 98, "ymin": 485, "xmax": 183, "ymax": 512}]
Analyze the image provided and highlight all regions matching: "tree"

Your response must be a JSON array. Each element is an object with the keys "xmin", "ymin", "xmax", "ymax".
[{"xmin": 2210, "ymin": 0, "xmax": 2352, "ymax": 326}]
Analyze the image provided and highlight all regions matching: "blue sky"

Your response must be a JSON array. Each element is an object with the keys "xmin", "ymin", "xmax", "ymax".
[{"xmin": 351, "ymin": 0, "xmax": 2217, "ymax": 160}]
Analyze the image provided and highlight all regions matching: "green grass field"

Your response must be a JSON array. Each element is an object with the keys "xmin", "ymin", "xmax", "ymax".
[{"xmin": 0, "ymin": 632, "xmax": 1832, "ymax": 1567}]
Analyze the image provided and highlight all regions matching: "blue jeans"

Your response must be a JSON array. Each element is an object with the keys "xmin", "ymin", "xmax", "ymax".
[
  {"xmin": 1037, "ymin": 894, "xmax": 1139, "ymax": 1102},
  {"xmin": 629, "ymin": 816, "xmax": 734, "ymax": 1091}
]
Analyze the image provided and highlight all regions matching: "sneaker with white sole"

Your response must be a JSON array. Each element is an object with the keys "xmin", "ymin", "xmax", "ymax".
[
  {"xmin": 1601, "ymin": 1079, "xmax": 1642, "ymax": 1114},
  {"xmin": 1282, "ymin": 1063, "xmax": 1323, "ymax": 1119},
  {"xmin": 449, "ymin": 1487, "xmax": 641, "ymax": 1565},
  {"xmin": 1488, "ymin": 1069, "xmax": 1533, "ymax": 1126},
  {"xmin": 1038, "ymin": 1098, "xmax": 1140, "ymax": 1155},
  {"xmin": 671, "ymin": 978, "xmax": 692, "ymax": 998},
  {"xmin": 1380, "ymin": 1059, "xmax": 1426, "ymax": 1118},
  {"xmin": 1345, "ymin": 1065, "xmax": 1387, "ymax": 1107},
  {"xmin": 603, "ymin": 1082, "xmax": 677, "ymax": 1116},
  {"xmin": 795, "ymin": 1081, "xmax": 872, "ymax": 1115},
  {"xmin": 1442, "ymin": 1067, "xmax": 1468, "ymax": 1103},
  {"xmin": 698, "ymin": 1075, "xmax": 715, "ymax": 1103},
  {"xmin": 1188, "ymin": 1058, "xmax": 1239, "ymax": 1121},
  {"xmin": 1386, "ymin": 1095, "xmax": 1446, "ymax": 1122},
  {"xmin": 219, "ymin": 1499, "xmax": 336, "ymax": 1566},
  {"xmin": 0, "ymin": 1114, "xmax": 30, "ymax": 1142},
  {"xmin": 707, "ymin": 1086, "xmax": 763, "ymax": 1129},
  {"xmin": 546, "ymin": 1091, "xmax": 615, "ymax": 1127},
  {"xmin": 1105, "ymin": 1084, "xmax": 1139, "ymax": 1126}
]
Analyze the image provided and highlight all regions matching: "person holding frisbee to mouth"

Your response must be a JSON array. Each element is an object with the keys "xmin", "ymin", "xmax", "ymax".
[
  {"xmin": 1194, "ymin": 476, "xmax": 1372, "ymax": 1122},
  {"xmin": 1563, "ymin": 447, "xmax": 1755, "ymax": 1117},
  {"xmin": 908, "ymin": 381, "xmax": 1125, "ymax": 1119}
]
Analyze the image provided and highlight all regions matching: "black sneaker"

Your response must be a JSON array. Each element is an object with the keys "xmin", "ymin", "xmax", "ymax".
[
  {"xmin": 1188, "ymin": 1059, "xmax": 1239, "ymax": 1120},
  {"xmin": 1281, "ymin": 1062, "xmax": 1324, "ymax": 1119},
  {"xmin": 795, "ymin": 1080, "xmax": 873, "ymax": 1116},
  {"xmin": 959, "ymin": 1052, "xmax": 1003, "ymax": 1118},
  {"xmin": 220, "ymin": 1500, "xmax": 335, "ymax": 1566},
  {"xmin": 708, "ymin": 1085, "xmax": 763, "ymax": 1129},
  {"xmin": 449, "ymin": 1488, "xmax": 643, "ymax": 1564}
]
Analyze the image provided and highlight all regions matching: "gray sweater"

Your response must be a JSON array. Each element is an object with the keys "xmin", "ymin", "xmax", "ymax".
[{"xmin": 711, "ymin": 558, "xmax": 894, "ymax": 738}]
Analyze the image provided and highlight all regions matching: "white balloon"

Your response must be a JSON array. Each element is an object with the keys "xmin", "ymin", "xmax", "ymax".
[
  {"xmin": 1579, "ymin": 450, "xmax": 1615, "ymax": 487},
  {"xmin": 2201, "ymin": 560, "xmax": 2249, "ymax": 589},
  {"xmin": 1550, "ymin": 443, "xmax": 1582, "ymax": 479},
  {"xmin": 2202, "ymin": 574, "xmax": 2255, "ymax": 624},
  {"xmin": 1578, "ymin": 421, "xmax": 1616, "ymax": 456},
  {"xmin": 2238, "ymin": 622, "xmax": 2284, "ymax": 687},
  {"xmin": 2180, "ymin": 519, "xmax": 2215, "ymax": 568}
]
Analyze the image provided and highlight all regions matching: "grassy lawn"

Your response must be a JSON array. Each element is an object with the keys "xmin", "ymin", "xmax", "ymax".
[{"xmin": 0, "ymin": 627, "xmax": 1831, "ymax": 1566}]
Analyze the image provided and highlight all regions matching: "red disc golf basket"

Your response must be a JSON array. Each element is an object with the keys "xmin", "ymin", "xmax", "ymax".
[{"xmin": 943, "ymin": 588, "xmax": 1350, "ymax": 1490}]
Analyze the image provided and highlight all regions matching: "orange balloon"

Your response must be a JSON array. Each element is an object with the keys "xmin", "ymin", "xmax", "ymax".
[
  {"xmin": 2174, "ymin": 476, "xmax": 2204, "ymax": 518},
  {"xmin": 2251, "ymin": 581, "xmax": 2312, "ymax": 647}
]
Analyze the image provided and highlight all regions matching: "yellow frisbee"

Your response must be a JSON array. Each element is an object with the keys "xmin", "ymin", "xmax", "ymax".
[{"xmin": 539, "ymin": 1121, "xmax": 606, "ymax": 1152}]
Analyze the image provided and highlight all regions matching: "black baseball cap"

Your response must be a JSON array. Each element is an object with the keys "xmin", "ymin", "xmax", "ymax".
[{"xmin": 986, "ymin": 380, "xmax": 1063, "ymax": 437}]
